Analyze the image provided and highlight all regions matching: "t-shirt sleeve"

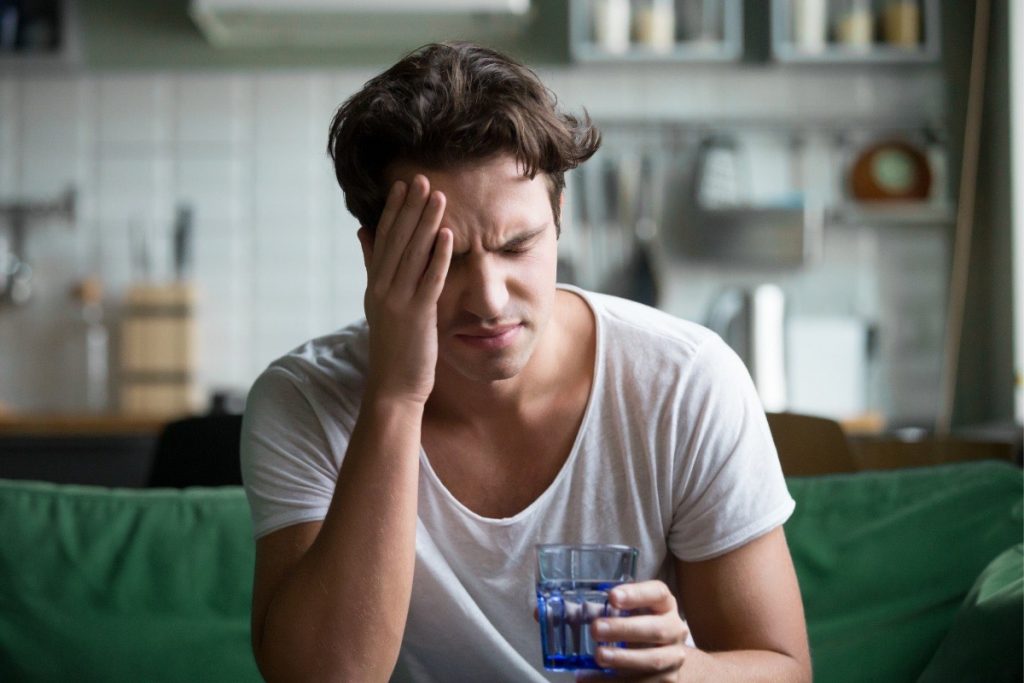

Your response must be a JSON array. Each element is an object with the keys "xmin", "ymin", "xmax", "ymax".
[
  {"xmin": 240, "ymin": 366, "xmax": 347, "ymax": 539},
  {"xmin": 667, "ymin": 335, "xmax": 795, "ymax": 562}
]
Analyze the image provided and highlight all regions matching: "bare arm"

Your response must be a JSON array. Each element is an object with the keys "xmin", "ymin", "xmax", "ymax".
[
  {"xmin": 586, "ymin": 526, "xmax": 810, "ymax": 682},
  {"xmin": 250, "ymin": 175, "xmax": 453, "ymax": 682},
  {"xmin": 674, "ymin": 526, "xmax": 811, "ymax": 681}
]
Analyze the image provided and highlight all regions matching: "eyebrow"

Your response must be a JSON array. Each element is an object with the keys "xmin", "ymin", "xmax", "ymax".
[{"xmin": 451, "ymin": 225, "xmax": 548, "ymax": 257}]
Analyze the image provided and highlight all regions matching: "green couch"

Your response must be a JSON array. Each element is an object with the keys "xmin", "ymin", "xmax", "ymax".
[{"xmin": 1, "ymin": 462, "xmax": 1020, "ymax": 682}]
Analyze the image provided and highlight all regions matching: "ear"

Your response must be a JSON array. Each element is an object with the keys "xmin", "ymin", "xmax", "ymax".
[
  {"xmin": 356, "ymin": 227, "xmax": 374, "ymax": 270},
  {"xmin": 557, "ymin": 192, "xmax": 565, "ymax": 240}
]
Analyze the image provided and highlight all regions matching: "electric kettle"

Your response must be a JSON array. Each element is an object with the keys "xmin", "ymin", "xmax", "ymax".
[{"xmin": 705, "ymin": 284, "xmax": 788, "ymax": 412}]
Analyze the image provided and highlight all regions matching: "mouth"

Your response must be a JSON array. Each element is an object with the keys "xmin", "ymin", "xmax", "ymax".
[{"xmin": 453, "ymin": 323, "xmax": 523, "ymax": 350}]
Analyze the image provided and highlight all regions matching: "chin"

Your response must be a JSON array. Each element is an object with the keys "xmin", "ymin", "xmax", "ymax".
[{"xmin": 441, "ymin": 342, "xmax": 534, "ymax": 384}]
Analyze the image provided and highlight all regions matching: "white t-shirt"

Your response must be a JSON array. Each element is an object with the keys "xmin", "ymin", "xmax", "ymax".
[{"xmin": 240, "ymin": 285, "xmax": 795, "ymax": 682}]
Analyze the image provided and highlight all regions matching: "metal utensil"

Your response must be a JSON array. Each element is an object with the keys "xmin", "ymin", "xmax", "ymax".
[
  {"xmin": 173, "ymin": 204, "xmax": 194, "ymax": 280},
  {"xmin": 570, "ymin": 166, "xmax": 592, "ymax": 288},
  {"xmin": 628, "ymin": 151, "xmax": 660, "ymax": 306},
  {"xmin": 598, "ymin": 156, "xmax": 621, "ymax": 289}
]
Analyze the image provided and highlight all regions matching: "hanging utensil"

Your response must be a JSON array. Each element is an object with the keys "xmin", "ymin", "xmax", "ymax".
[
  {"xmin": 626, "ymin": 151, "xmax": 660, "ymax": 306},
  {"xmin": 598, "ymin": 155, "xmax": 621, "ymax": 291},
  {"xmin": 172, "ymin": 204, "xmax": 194, "ymax": 281},
  {"xmin": 569, "ymin": 167, "xmax": 591, "ymax": 288}
]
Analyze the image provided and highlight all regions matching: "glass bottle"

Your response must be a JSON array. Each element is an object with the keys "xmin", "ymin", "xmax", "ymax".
[
  {"xmin": 633, "ymin": 0, "xmax": 675, "ymax": 52},
  {"xmin": 69, "ymin": 277, "xmax": 109, "ymax": 413},
  {"xmin": 883, "ymin": 0, "xmax": 921, "ymax": 48},
  {"xmin": 593, "ymin": 0, "xmax": 631, "ymax": 54},
  {"xmin": 835, "ymin": 0, "xmax": 874, "ymax": 49}
]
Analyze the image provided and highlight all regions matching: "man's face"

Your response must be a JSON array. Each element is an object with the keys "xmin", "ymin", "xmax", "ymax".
[{"xmin": 386, "ymin": 154, "xmax": 559, "ymax": 384}]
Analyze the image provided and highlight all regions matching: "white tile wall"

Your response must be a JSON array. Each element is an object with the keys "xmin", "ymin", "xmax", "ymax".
[
  {"xmin": 0, "ymin": 79, "xmax": 21, "ymax": 197},
  {"xmin": 173, "ymin": 74, "xmax": 253, "ymax": 149},
  {"xmin": 97, "ymin": 76, "xmax": 171, "ymax": 149},
  {"xmin": 21, "ymin": 79, "xmax": 92, "ymax": 158},
  {"xmin": 174, "ymin": 157, "xmax": 246, "ymax": 222},
  {"xmin": 254, "ymin": 73, "xmax": 327, "ymax": 154},
  {"xmin": 0, "ymin": 64, "xmax": 946, "ymax": 414}
]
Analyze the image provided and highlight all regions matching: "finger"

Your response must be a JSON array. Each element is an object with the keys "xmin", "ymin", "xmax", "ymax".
[
  {"xmin": 357, "ymin": 227, "xmax": 373, "ymax": 271},
  {"xmin": 415, "ymin": 227, "xmax": 452, "ymax": 302},
  {"xmin": 375, "ymin": 175, "xmax": 431, "ymax": 286},
  {"xmin": 609, "ymin": 581, "xmax": 677, "ymax": 615},
  {"xmin": 392, "ymin": 190, "xmax": 446, "ymax": 294},
  {"xmin": 372, "ymin": 180, "xmax": 407, "ymax": 258},
  {"xmin": 595, "ymin": 644, "xmax": 686, "ymax": 674},
  {"xmin": 591, "ymin": 614, "xmax": 687, "ymax": 646}
]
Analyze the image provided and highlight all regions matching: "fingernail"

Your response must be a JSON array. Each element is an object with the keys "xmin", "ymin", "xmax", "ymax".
[
  {"xmin": 597, "ymin": 647, "xmax": 615, "ymax": 664},
  {"xmin": 591, "ymin": 620, "xmax": 607, "ymax": 636}
]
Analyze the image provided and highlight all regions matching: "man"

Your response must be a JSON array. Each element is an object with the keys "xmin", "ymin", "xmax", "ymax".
[{"xmin": 241, "ymin": 42, "xmax": 810, "ymax": 682}]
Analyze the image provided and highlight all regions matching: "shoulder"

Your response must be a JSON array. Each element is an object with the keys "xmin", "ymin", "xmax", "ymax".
[
  {"xmin": 249, "ymin": 319, "xmax": 371, "ymax": 420},
  {"xmin": 571, "ymin": 286, "xmax": 724, "ymax": 367},
  {"xmin": 565, "ymin": 287, "xmax": 754, "ymax": 414}
]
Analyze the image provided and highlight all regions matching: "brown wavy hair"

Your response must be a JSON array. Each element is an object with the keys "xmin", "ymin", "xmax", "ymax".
[{"xmin": 327, "ymin": 42, "xmax": 601, "ymax": 235}]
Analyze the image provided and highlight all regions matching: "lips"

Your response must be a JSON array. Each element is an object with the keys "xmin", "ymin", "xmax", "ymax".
[{"xmin": 454, "ymin": 323, "xmax": 523, "ymax": 350}]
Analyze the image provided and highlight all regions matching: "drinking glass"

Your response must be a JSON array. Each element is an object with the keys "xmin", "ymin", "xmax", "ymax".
[{"xmin": 535, "ymin": 543, "xmax": 639, "ymax": 672}]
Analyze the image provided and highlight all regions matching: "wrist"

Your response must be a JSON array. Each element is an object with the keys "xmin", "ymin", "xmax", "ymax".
[{"xmin": 361, "ymin": 384, "xmax": 428, "ymax": 417}]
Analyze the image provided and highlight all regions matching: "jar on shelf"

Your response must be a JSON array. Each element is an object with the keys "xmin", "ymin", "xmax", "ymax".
[
  {"xmin": 632, "ymin": 0, "xmax": 675, "ymax": 52},
  {"xmin": 593, "ymin": 0, "xmax": 631, "ymax": 54},
  {"xmin": 882, "ymin": 0, "xmax": 921, "ymax": 48},
  {"xmin": 792, "ymin": 0, "xmax": 828, "ymax": 53},
  {"xmin": 835, "ymin": 0, "xmax": 874, "ymax": 49},
  {"xmin": 676, "ymin": 0, "xmax": 722, "ymax": 44}
]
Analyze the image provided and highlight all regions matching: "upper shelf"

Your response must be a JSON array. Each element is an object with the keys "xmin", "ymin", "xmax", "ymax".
[
  {"xmin": 827, "ymin": 201, "xmax": 955, "ymax": 228},
  {"xmin": 569, "ymin": 0, "xmax": 743, "ymax": 63},
  {"xmin": 569, "ymin": 0, "xmax": 940, "ymax": 65},
  {"xmin": 771, "ymin": 0, "xmax": 940, "ymax": 64}
]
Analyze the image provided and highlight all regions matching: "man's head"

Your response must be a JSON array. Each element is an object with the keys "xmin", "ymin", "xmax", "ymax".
[{"xmin": 327, "ymin": 42, "xmax": 600, "ymax": 235}]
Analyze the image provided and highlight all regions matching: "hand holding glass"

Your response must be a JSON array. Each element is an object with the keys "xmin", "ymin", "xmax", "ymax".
[{"xmin": 535, "ymin": 544, "xmax": 639, "ymax": 672}]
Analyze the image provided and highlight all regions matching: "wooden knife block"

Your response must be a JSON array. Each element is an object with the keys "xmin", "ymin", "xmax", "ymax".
[{"xmin": 119, "ymin": 283, "xmax": 199, "ymax": 418}]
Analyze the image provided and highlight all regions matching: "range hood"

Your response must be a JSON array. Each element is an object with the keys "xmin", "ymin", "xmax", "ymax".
[{"xmin": 189, "ymin": 0, "xmax": 533, "ymax": 48}]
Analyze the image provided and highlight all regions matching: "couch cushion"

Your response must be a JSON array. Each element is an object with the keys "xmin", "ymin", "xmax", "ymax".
[
  {"xmin": 917, "ymin": 543, "xmax": 1023, "ymax": 683},
  {"xmin": 0, "ymin": 479, "xmax": 260, "ymax": 682},
  {"xmin": 785, "ymin": 461, "xmax": 1023, "ymax": 683},
  {"xmin": 1, "ymin": 462, "xmax": 1020, "ymax": 682}
]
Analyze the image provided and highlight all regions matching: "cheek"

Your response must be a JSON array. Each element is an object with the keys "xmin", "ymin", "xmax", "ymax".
[
  {"xmin": 536, "ymin": 243, "xmax": 560, "ymax": 283},
  {"xmin": 435, "ymin": 277, "xmax": 458, "ymax": 318},
  {"xmin": 510, "ymin": 254, "xmax": 556, "ymax": 295}
]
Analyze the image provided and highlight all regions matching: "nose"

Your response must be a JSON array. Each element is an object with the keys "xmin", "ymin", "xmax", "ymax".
[{"xmin": 460, "ymin": 254, "xmax": 509, "ymax": 321}]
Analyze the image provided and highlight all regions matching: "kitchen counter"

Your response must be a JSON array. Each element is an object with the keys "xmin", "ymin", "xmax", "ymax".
[
  {"xmin": 0, "ymin": 413, "xmax": 170, "ymax": 437},
  {"xmin": 0, "ymin": 413, "xmax": 170, "ymax": 487}
]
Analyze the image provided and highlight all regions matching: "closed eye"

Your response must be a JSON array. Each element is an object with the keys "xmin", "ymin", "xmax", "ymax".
[
  {"xmin": 449, "ymin": 225, "xmax": 548, "ymax": 259},
  {"xmin": 498, "ymin": 228, "xmax": 546, "ymax": 255}
]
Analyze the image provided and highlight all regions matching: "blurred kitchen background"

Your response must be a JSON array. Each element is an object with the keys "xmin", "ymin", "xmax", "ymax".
[{"xmin": 0, "ymin": 0, "xmax": 1021, "ymax": 483}]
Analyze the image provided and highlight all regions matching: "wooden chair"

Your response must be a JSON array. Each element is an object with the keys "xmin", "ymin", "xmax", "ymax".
[{"xmin": 766, "ymin": 412, "xmax": 858, "ymax": 477}]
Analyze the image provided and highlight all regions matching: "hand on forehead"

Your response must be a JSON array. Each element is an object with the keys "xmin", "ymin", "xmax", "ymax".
[{"xmin": 384, "ymin": 156, "xmax": 555, "ymax": 250}]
